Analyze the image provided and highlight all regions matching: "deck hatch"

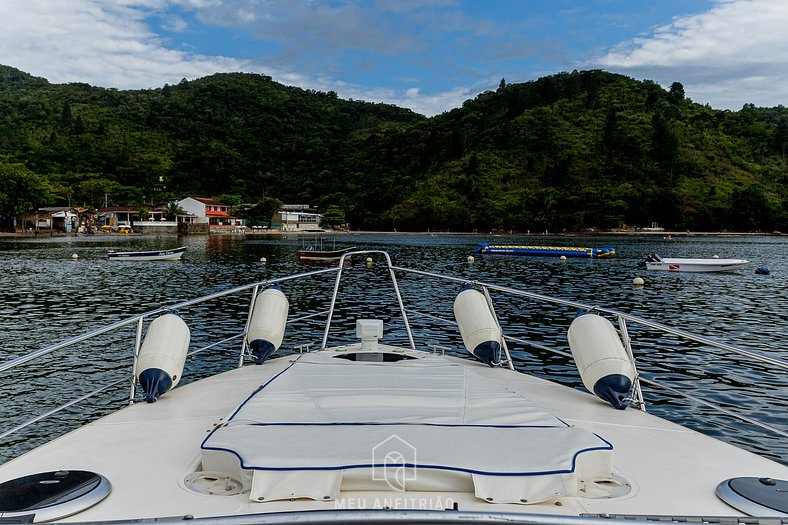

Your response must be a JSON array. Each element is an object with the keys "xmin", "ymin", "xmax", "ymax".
[
  {"xmin": 200, "ymin": 354, "xmax": 614, "ymax": 504},
  {"xmin": 716, "ymin": 477, "xmax": 788, "ymax": 516},
  {"xmin": 0, "ymin": 470, "xmax": 110, "ymax": 522}
]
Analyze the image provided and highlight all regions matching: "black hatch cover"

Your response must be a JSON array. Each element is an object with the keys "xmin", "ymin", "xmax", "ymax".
[
  {"xmin": 716, "ymin": 477, "xmax": 788, "ymax": 516},
  {"xmin": 0, "ymin": 470, "xmax": 111, "ymax": 521}
]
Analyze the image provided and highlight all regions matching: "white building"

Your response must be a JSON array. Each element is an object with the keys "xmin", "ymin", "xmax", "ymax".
[
  {"xmin": 177, "ymin": 197, "xmax": 241, "ymax": 226},
  {"xmin": 272, "ymin": 204, "xmax": 323, "ymax": 232}
]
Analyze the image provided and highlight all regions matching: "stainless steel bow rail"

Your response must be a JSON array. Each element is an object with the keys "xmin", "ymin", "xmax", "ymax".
[{"xmin": 1, "ymin": 250, "xmax": 786, "ymax": 451}]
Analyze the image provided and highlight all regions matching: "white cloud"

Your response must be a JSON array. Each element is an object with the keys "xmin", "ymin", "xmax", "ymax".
[
  {"xmin": 0, "ymin": 0, "xmax": 247, "ymax": 88},
  {"xmin": 0, "ymin": 0, "xmax": 477, "ymax": 114},
  {"xmin": 275, "ymin": 74, "xmax": 474, "ymax": 116},
  {"xmin": 161, "ymin": 15, "xmax": 188, "ymax": 33},
  {"xmin": 596, "ymin": 0, "xmax": 788, "ymax": 109},
  {"xmin": 345, "ymin": 85, "xmax": 476, "ymax": 116}
]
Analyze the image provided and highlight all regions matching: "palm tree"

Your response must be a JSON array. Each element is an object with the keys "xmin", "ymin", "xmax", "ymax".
[{"xmin": 165, "ymin": 202, "xmax": 186, "ymax": 220}]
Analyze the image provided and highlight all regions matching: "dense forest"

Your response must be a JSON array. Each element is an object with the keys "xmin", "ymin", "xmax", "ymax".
[{"xmin": 1, "ymin": 65, "xmax": 786, "ymax": 232}]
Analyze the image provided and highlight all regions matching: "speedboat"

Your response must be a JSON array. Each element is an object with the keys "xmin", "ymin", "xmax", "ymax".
[
  {"xmin": 0, "ymin": 250, "xmax": 785, "ymax": 523},
  {"xmin": 107, "ymin": 246, "xmax": 187, "ymax": 261},
  {"xmin": 639, "ymin": 253, "xmax": 748, "ymax": 272}
]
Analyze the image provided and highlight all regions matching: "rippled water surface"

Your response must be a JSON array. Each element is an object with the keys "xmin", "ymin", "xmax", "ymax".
[{"xmin": 0, "ymin": 232, "xmax": 786, "ymax": 464}]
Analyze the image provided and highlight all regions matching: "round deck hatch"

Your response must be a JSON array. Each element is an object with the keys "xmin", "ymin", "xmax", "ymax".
[
  {"xmin": 716, "ymin": 477, "xmax": 787, "ymax": 517},
  {"xmin": 0, "ymin": 470, "xmax": 111, "ymax": 522}
]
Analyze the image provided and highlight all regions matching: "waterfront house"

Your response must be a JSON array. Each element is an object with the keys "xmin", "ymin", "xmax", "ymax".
[
  {"xmin": 97, "ymin": 207, "xmax": 137, "ymax": 230},
  {"xmin": 176, "ymin": 197, "xmax": 242, "ymax": 227},
  {"xmin": 37, "ymin": 207, "xmax": 80, "ymax": 232},
  {"xmin": 272, "ymin": 204, "xmax": 323, "ymax": 232}
]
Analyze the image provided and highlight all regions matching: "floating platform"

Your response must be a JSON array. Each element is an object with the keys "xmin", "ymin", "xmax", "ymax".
[{"xmin": 475, "ymin": 243, "xmax": 616, "ymax": 258}]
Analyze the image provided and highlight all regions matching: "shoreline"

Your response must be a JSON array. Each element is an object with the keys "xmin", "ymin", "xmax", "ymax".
[{"xmin": 0, "ymin": 229, "xmax": 782, "ymax": 239}]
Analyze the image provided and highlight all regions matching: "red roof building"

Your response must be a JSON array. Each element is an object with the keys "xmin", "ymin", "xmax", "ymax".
[{"xmin": 177, "ymin": 197, "xmax": 242, "ymax": 227}]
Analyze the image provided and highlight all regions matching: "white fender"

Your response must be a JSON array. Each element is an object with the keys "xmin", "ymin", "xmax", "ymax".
[
  {"xmin": 567, "ymin": 314, "xmax": 635, "ymax": 409},
  {"xmin": 136, "ymin": 314, "xmax": 190, "ymax": 403},
  {"xmin": 453, "ymin": 287, "xmax": 501, "ymax": 366},
  {"xmin": 247, "ymin": 286, "xmax": 289, "ymax": 364}
]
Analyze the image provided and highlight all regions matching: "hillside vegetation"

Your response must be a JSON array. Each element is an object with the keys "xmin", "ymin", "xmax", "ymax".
[{"xmin": 1, "ymin": 65, "xmax": 786, "ymax": 231}]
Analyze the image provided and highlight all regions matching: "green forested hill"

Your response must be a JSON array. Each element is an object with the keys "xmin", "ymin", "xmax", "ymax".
[{"xmin": 0, "ymin": 65, "xmax": 786, "ymax": 231}]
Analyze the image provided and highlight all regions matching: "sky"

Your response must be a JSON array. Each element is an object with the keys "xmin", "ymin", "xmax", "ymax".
[{"xmin": 1, "ymin": 0, "xmax": 787, "ymax": 116}]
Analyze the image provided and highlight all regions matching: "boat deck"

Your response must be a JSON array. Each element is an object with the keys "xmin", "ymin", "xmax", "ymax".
[{"xmin": 1, "ymin": 346, "xmax": 784, "ymax": 521}]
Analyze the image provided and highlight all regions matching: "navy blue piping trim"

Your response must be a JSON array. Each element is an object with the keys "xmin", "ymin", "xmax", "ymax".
[
  {"xmin": 201, "ymin": 430, "xmax": 613, "ymax": 477},
  {"xmin": 234, "ymin": 422, "xmax": 566, "ymax": 429},
  {"xmin": 200, "ymin": 356, "xmax": 301, "ymax": 450},
  {"xmin": 227, "ymin": 356, "xmax": 301, "ymax": 421}
]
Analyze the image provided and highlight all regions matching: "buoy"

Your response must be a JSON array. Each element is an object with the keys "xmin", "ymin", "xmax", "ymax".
[
  {"xmin": 712, "ymin": 254, "xmax": 720, "ymax": 259},
  {"xmin": 567, "ymin": 314, "xmax": 635, "ymax": 410},
  {"xmin": 71, "ymin": 253, "xmax": 79, "ymax": 259},
  {"xmin": 453, "ymin": 286, "xmax": 500, "ymax": 367},
  {"xmin": 366, "ymin": 257, "xmax": 373, "ymax": 264},
  {"xmin": 755, "ymin": 267, "xmax": 770, "ymax": 275},
  {"xmin": 632, "ymin": 277, "xmax": 644, "ymax": 286},
  {"xmin": 467, "ymin": 256, "xmax": 475, "ymax": 263},
  {"xmin": 136, "ymin": 314, "xmax": 190, "ymax": 403},
  {"xmin": 559, "ymin": 255, "xmax": 567, "ymax": 261},
  {"xmin": 260, "ymin": 257, "xmax": 267, "ymax": 264},
  {"xmin": 247, "ymin": 285, "xmax": 289, "ymax": 364}
]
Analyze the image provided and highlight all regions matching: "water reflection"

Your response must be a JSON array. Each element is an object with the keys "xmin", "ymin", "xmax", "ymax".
[{"xmin": 0, "ymin": 232, "xmax": 786, "ymax": 464}]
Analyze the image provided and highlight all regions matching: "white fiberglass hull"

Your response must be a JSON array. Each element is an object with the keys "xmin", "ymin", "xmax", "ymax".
[
  {"xmin": 646, "ymin": 257, "xmax": 748, "ymax": 272},
  {"xmin": 2, "ymin": 250, "xmax": 785, "ymax": 524},
  {"xmin": 0, "ymin": 348, "xmax": 785, "ymax": 522}
]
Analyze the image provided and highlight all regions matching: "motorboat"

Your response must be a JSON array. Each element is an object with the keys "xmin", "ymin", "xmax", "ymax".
[
  {"xmin": 107, "ymin": 246, "xmax": 187, "ymax": 261},
  {"xmin": 639, "ymin": 253, "xmax": 748, "ymax": 272},
  {"xmin": 0, "ymin": 250, "xmax": 785, "ymax": 523},
  {"xmin": 476, "ymin": 243, "xmax": 616, "ymax": 258},
  {"xmin": 298, "ymin": 246, "xmax": 357, "ymax": 261}
]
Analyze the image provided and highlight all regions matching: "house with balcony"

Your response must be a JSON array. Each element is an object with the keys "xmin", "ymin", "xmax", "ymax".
[
  {"xmin": 177, "ymin": 197, "xmax": 241, "ymax": 227},
  {"xmin": 271, "ymin": 204, "xmax": 323, "ymax": 232}
]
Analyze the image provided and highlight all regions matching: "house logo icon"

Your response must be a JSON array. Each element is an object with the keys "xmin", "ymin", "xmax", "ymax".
[{"xmin": 371, "ymin": 434, "xmax": 417, "ymax": 491}]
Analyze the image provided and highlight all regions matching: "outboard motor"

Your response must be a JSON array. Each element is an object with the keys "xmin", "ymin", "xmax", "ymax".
[
  {"xmin": 638, "ymin": 253, "xmax": 663, "ymax": 267},
  {"xmin": 247, "ymin": 284, "xmax": 289, "ymax": 364},
  {"xmin": 136, "ymin": 313, "xmax": 190, "ymax": 403},
  {"xmin": 453, "ymin": 285, "xmax": 501, "ymax": 367},
  {"xmin": 567, "ymin": 313, "xmax": 636, "ymax": 410}
]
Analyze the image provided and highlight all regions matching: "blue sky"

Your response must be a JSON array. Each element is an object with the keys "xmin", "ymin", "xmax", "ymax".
[{"xmin": 1, "ymin": 0, "xmax": 785, "ymax": 116}]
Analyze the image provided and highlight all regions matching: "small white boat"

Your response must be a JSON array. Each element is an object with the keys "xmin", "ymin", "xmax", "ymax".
[
  {"xmin": 0, "ymin": 250, "xmax": 785, "ymax": 523},
  {"xmin": 640, "ymin": 253, "xmax": 748, "ymax": 272},
  {"xmin": 298, "ymin": 246, "xmax": 357, "ymax": 261},
  {"xmin": 107, "ymin": 246, "xmax": 186, "ymax": 261}
]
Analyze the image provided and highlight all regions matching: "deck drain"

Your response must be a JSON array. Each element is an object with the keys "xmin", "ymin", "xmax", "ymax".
[
  {"xmin": 184, "ymin": 472, "xmax": 244, "ymax": 496},
  {"xmin": 578, "ymin": 475, "xmax": 631, "ymax": 499}
]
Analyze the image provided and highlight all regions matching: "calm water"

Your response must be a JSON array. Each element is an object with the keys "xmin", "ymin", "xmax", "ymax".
[{"xmin": 0, "ymin": 232, "xmax": 786, "ymax": 464}]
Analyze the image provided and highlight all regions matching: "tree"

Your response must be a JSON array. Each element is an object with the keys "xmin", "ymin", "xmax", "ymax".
[
  {"xmin": 164, "ymin": 202, "xmax": 186, "ymax": 220},
  {"xmin": 213, "ymin": 194, "xmax": 242, "ymax": 207},
  {"xmin": 321, "ymin": 204, "xmax": 346, "ymax": 227},
  {"xmin": 0, "ymin": 162, "xmax": 53, "ymax": 230},
  {"xmin": 668, "ymin": 82, "xmax": 685, "ymax": 102},
  {"xmin": 252, "ymin": 196, "xmax": 282, "ymax": 227}
]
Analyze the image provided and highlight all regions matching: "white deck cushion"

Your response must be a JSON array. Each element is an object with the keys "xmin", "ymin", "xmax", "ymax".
[{"xmin": 201, "ymin": 354, "xmax": 613, "ymax": 504}]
